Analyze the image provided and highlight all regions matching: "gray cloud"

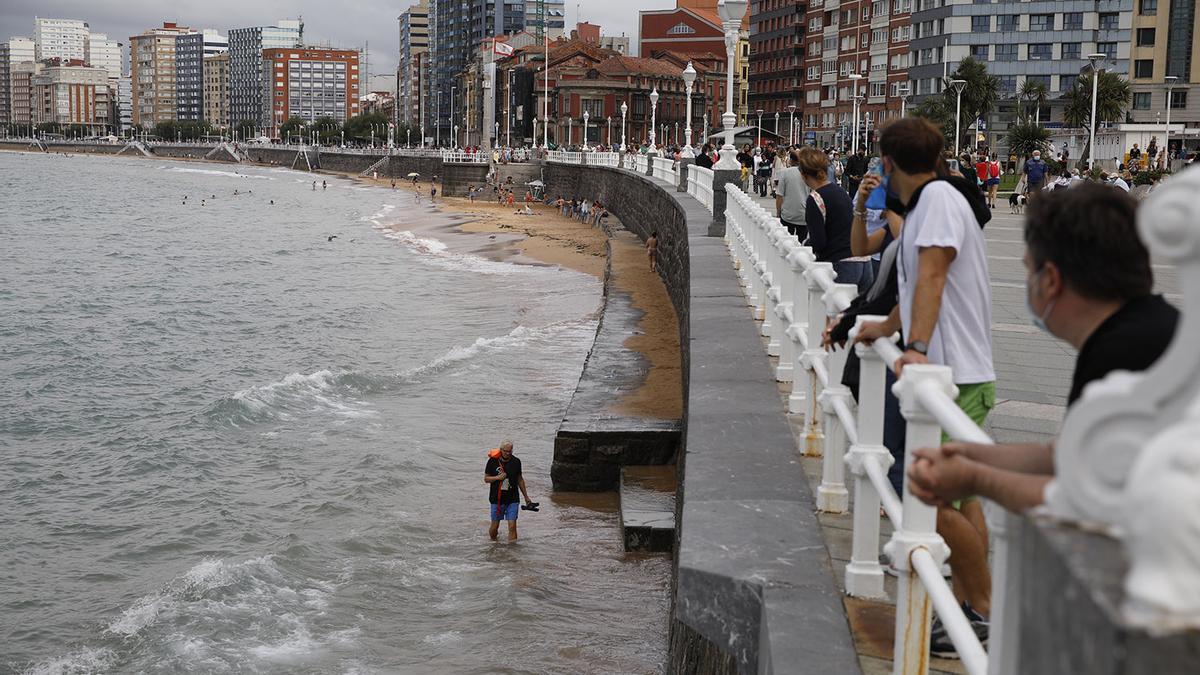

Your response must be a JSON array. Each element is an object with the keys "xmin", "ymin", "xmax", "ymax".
[{"xmin": 0, "ymin": 0, "xmax": 671, "ymax": 86}]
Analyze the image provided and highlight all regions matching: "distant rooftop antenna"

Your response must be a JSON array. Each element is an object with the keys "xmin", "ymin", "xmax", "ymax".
[{"xmin": 297, "ymin": 15, "xmax": 305, "ymax": 46}]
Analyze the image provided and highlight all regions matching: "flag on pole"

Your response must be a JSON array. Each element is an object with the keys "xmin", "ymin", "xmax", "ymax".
[{"xmin": 494, "ymin": 39, "xmax": 513, "ymax": 56}]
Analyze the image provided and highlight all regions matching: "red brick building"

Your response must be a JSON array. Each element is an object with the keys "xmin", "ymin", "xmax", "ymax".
[
  {"xmin": 263, "ymin": 47, "xmax": 361, "ymax": 136},
  {"xmin": 799, "ymin": 0, "xmax": 910, "ymax": 149},
  {"xmin": 748, "ymin": 0, "xmax": 805, "ymax": 123},
  {"xmin": 639, "ymin": 4, "xmax": 727, "ymax": 59}
]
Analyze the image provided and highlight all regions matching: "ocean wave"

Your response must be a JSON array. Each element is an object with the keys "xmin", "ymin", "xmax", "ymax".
[
  {"xmin": 399, "ymin": 324, "xmax": 560, "ymax": 381},
  {"xmin": 206, "ymin": 370, "xmax": 377, "ymax": 426},
  {"xmin": 23, "ymin": 647, "xmax": 117, "ymax": 675},
  {"xmin": 163, "ymin": 167, "xmax": 272, "ymax": 180}
]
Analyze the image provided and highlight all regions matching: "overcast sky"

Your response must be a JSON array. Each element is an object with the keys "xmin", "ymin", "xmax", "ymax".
[{"xmin": 1, "ymin": 0, "xmax": 669, "ymax": 88}]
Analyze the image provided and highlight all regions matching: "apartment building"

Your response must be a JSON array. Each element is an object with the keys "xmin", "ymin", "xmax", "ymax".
[
  {"xmin": 399, "ymin": 1, "xmax": 430, "ymax": 127},
  {"xmin": 227, "ymin": 20, "xmax": 302, "ymax": 127},
  {"xmin": 86, "ymin": 33, "xmax": 123, "ymax": 79},
  {"xmin": 1129, "ymin": 0, "xmax": 1199, "ymax": 150},
  {"xmin": 32, "ymin": 58, "xmax": 111, "ymax": 126},
  {"xmin": 748, "ymin": 0, "xmax": 805, "ymax": 123},
  {"xmin": 129, "ymin": 22, "xmax": 194, "ymax": 127},
  {"xmin": 262, "ymin": 47, "xmax": 361, "ymax": 135},
  {"xmin": 34, "ymin": 17, "xmax": 89, "ymax": 62},
  {"xmin": 174, "ymin": 32, "xmax": 204, "ymax": 121},
  {"xmin": 204, "ymin": 52, "xmax": 230, "ymax": 130}
]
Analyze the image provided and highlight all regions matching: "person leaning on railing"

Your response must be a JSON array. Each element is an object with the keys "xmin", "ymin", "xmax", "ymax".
[
  {"xmin": 907, "ymin": 183, "xmax": 1179, "ymax": 514},
  {"xmin": 797, "ymin": 146, "xmax": 875, "ymax": 295},
  {"xmin": 854, "ymin": 117, "xmax": 996, "ymax": 658}
]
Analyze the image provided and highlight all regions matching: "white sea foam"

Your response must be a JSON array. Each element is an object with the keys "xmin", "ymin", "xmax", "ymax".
[
  {"xmin": 400, "ymin": 324, "xmax": 561, "ymax": 380},
  {"xmin": 24, "ymin": 647, "xmax": 117, "ymax": 675},
  {"xmin": 228, "ymin": 370, "xmax": 375, "ymax": 421},
  {"xmin": 164, "ymin": 166, "xmax": 272, "ymax": 180}
]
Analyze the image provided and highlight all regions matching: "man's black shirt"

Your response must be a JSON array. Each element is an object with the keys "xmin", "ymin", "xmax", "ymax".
[
  {"xmin": 845, "ymin": 153, "xmax": 869, "ymax": 178},
  {"xmin": 485, "ymin": 455, "xmax": 522, "ymax": 504},
  {"xmin": 1069, "ymin": 294, "xmax": 1178, "ymax": 406}
]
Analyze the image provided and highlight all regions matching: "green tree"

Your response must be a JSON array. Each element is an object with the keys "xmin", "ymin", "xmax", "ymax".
[
  {"xmin": 1018, "ymin": 79, "xmax": 1049, "ymax": 125},
  {"xmin": 1006, "ymin": 122, "xmax": 1051, "ymax": 158},
  {"xmin": 279, "ymin": 116, "xmax": 308, "ymax": 142},
  {"xmin": 309, "ymin": 115, "xmax": 343, "ymax": 144},
  {"xmin": 342, "ymin": 112, "xmax": 389, "ymax": 144},
  {"xmin": 1062, "ymin": 71, "xmax": 1131, "ymax": 128},
  {"xmin": 912, "ymin": 95, "xmax": 954, "ymax": 144},
  {"xmin": 235, "ymin": 119, "xmax": 257, "ymax": 140},
  {"xmin": 946, "ymin": 57, "xmax": 999, "ymax": 152}
]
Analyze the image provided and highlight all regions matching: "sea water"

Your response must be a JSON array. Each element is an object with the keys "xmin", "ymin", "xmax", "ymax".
[{"xmin": 0, "ymin": 152, "xmax": 669, "ymax": 673}]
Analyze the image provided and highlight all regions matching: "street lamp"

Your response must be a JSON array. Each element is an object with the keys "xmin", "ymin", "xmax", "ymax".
[
  {"xmin": 715, "ymin": 0, "xmax": 748, "ymax": 170},
  {"xmin": 755, "ymin": 108, "xmax": 763, "ymax": 147},
  {"xmin": 533, "ymin": 116, "xmax": 538, "ymax": 148},
  {"xmin": 607, "ymin": 115, "xmax": 612, "ymax": 148},
  {"xmin": 899, "ymin": 83, "xmax": 911, "ymax": 118},
  {"xmin": 649, "ymin": 86, "xmax": 660, "ymax": 154},
  {"xmin": 495, "ymin": 121, "xmax": 500, "ymax": 147},
  {"xmin": 774, "ymin": 111, "xmax": 779, "ymax": 137},
  {"xmin": 948, "ymin": 78, "xmax": 967, "ymax": 157},
  {"xmin": 621, "ymin": 100, "xmax": 628, "ymax": 152},
  {"xmin": 1086, "ymin": 53, "xmax": 1106, "ymax": 170},
  {"xmin": 583, "ymin": 109, "xmax": 590, "ymax": 150},
  {"xmin": 1164, "ymin": 75, "xmax": 1178, "ymax": 169},
  {"xmin": 568, "ymin": 116, "xmax": 573, "ymax": 148},
  {"xmin": 453, "ymin": 124, "xmax": 459, "ymax": 149},
  {"xmin": 436, "ymin": 91, "xmax": 442, "ymax": 147},
  {"xmin": 848, "ymin": 73, "xmax": 864, "ymax": 154},
  {"xmin": 683, "ymin": 62, "xmax": 697, "ymax": 157},
  {"xmin": 787, "ymin": 103, "xmax": 796, "ymax": 145}
]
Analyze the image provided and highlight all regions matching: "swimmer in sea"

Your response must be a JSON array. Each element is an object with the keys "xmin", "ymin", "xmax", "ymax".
[
  {"xmin": 327, "ymin": 235, "xmax": 337, "ymax": 242},
  {"xmin": 646, "ymin": 231, "xmax": 659, "ymax": 272},
  {"xmin": 312, "ymin": 181, "xmax": 316, "ymax": 191}
]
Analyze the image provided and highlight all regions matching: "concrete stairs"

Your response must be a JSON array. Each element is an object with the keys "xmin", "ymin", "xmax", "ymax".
[{"xmin": 619, "ymin": 465, "xmax": 676, "ymax": 552}]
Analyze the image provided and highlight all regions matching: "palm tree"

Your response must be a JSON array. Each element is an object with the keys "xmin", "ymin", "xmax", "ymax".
[
  {"xmin": 944, "ymin": 57, "xmax": 1000, "ymax": 151},
  {"xmin": 1018, "ymin": 79, "xmax": 1049, "ymax": 125},
  {"xmin": 1006, "ymin": 122, "xmax": 1051, "ymax": 158},
  {"xmin": 1062, "ymin": 71, "xmax": 1131, "ymax": 167}
]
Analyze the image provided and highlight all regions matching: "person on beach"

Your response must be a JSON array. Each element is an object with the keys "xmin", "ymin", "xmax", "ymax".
[
  {"xmin": 484, "ymin": 442, "xmax": 533, "ymax": 541},
  {"xmin": 322, "ymin": 180, "xmax": 327, "ymax": 190},
  {"xmin": 430, "ymin": 184, "xmax": 437, "ymax": 200},
  {"xmin": 312, "ymin": 181, "xmax": 316, "ymax": 191},
  {"xmin": 647, "ymin": 231, "xmax": 660, "ymax": 272}
]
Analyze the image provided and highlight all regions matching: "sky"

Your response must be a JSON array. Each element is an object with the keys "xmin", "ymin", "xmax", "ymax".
[{"xmin": 1, "ymin": 0, "xmax": 670, "ymax": 89}]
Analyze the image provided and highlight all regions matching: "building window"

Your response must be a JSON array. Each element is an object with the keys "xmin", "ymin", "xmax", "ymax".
[
  {"xmin": 1029, "ymin": 14, "xmax": 1053, "ymax": 31},
  {"xmin": 1171, "ymin": 90, "xmax": 1187, "ymax": 109},
  {"xmin": 861, "ymin": 33, "xmax": 869, "ymax": 48},
  {"xmin": 998, "ymin": 76, "xmax": 1016, "ymax": 94},
  {"xmin": 971, "ymin": 16, "xmax": 989, "ymax": 32},
  {"xmin": 1133, "ymin": 92, "xmax": 1152, "ymax": 109},
  {"xmin": 1135, "ymin": 59, "xmax": 1154, "ymax": 78},
  {"xmin": 1060, "ymin": 75, "xmax": 1077, "ymax": 91},
  {"xmin": 667, "ymin": 22, "xmax": 696, "ymax": 35},
  {"xmin": 996, "ymin": 44, "xmax": 1017, "ymax": 62},
  {"xmin": 1139, "ymin": 0, "xmax": 1157, "ymax": 14},
  {"xmin": 1137, "ymin": 28, "xmax": 1156, "ymax": 46},
  {"xmin": 871, "ymin": 82, "xmax": 886, "ymax": 96},
  {"xmin": 1098, "ymin": 42, "xmax": 1117, "ymax": 60},
  {"xmin": 996, "ymin": 15, "xmax": 1018, "ymax": 32},
  {"xmin": 1099, "ymin": 13, "xmax": 1119, "ymax": 30},
  {"xmin": 971, "ymin": 44, "xmax": 988, "ymax": 61},
  {"xmin": 1062, "ymin": 43, "xmax": 1081, "ymax": 60},
  {"xmin": 1029, "ymin": 44, "xmax": 1052, "ymax": 60},
  {"xmin": 872, "ymin": 29, "xmax": 887, "ymax": 44},
  {"xmin": 1063, "ymin": 12, "xmax": 1083, "ymax": 30},
  {"xmin": 1026, "ymin": 75, "xmax": 1050, "ymax": 90}
]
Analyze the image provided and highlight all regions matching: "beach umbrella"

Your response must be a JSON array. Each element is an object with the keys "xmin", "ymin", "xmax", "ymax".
[
  {"xmin": 407, "ymin": 172, "xmax": 420, "ymax": 178},
  {"xmin": 526, "ymin": 180, "xmax": 544, "ymax": 187}
]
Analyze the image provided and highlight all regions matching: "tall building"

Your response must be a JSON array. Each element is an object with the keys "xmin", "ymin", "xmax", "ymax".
[
  {"xmin": 86, "ymin": 33, "xmax": 123, "ymax": 79},
  {"xmin": 1129, "ymin": 0, "xmax": 1198, "ymax": 149},
  {"xmin": 32, "ymin": 58, "xmax": 111, "ymax": 127},
  {"xmin": 0, "ymin": 44, "xmax": 10, "ymax": 125},
  {"xmin": 3, "ymin": 38, "xmax": 37, "ymax": 126},
  {"xmin": 203, "ymin": 52, "xmax": 229, "ymax": 130},
  {"xmin": 174, "ymin": 32, "xmax": 204, "ymax": 121},
  {"xmin": 428, "ymin": 0, "xmax": 565, "ymax": 140},
  {"xmin": 9, "ymin": 36, "xmax": 35, "ymax": 64},
  {"xmin": 227, "ymin": 20, "xmax": 302, "ymax": 127},
  {"xmin": 399, "ymin": 1, "xmax": 430, "ymax": 127},
  {"xmin": 129, "ymin": 22, "xmax": 195, "ymax": 128},
  {"xmin": 117, "ymin": 75, "xmax": 132, "ymax": 131},
  {"xmin": 748, "ymin": 0, "xmax": 804, "ymax": 122},
  {"xmin": 800, "ymin": 0, "xmax": 912, "ymax": 148},
  {"xmin": 34, "ymin": 17, "xmax": 90, "ymax": 62},
  {"xmin": 262, "ymin": 47, "xmax": 361, "ymax": 136},
  {"xmin": 10, "ymin": 61, "xmax": 38, "ymax": 125},
  {"xmin": 907, "ymin": 0, "xmax": 1130, "ymax": 147},
  {"xmin": 202, "ymin": 29, "xmax": 228, "ymax": 58}
]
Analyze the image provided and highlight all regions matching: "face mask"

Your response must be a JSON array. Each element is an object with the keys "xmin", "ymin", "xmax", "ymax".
[{"xmin": 1025, "ymin": 267, "xmax": 1056, "ymax": 334}]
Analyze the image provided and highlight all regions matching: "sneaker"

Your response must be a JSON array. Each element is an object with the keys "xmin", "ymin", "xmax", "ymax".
[
  {"xmin": 880, "ymin": 552, "xmax": 952, "ymax": 578},
  {"xmin": 929, "ymin": 603, "xmax": 989, "ymax": 659}
]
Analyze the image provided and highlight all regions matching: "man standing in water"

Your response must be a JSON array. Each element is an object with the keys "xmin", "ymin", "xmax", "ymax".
[{"xmin": 484, "ymin": 442, "xmax": 533, "ymax": 541}]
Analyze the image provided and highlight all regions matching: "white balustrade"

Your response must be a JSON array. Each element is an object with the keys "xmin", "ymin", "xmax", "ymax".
[
  {"xmin": 652, "ymin": 156, "xmax": 676, "ymax": 182},
  {"xmin": 687, "ymin": 165, "xmax": 714, "ymax": 213},
  {"xmin": 590, "ymin": 151, "xmax": 619, "ymax": 167},
  {"xmin": 722, "ymin": 183, "xmax": 992, "ymax": 675}
]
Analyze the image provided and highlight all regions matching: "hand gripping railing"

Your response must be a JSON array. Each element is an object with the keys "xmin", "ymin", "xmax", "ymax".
[{"xmin": 723, "ymin": 183, "xmax": 994, "ymax": 675}]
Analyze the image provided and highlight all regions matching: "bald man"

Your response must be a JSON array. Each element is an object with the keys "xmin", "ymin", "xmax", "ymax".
[{"xmin": 484, "ymin": 442, "xmax": 533, "ymax": 541}]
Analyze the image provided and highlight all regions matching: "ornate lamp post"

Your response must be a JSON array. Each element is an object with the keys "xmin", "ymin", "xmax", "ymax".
[
  {"xmin": 714, "ymin": 0, "xmax": 748, "ymax": 170},
  {"xmin": 755, "ymin": 108, "xmax": 763, "ymax": 147},
  {"xmin": 649, "ymin": 86, "xmax": 660, "ymax": 155},
  {"xmin": 682, "ymin": 62, "xmax": 697, "ymax": 157},
  {"xmin": 621, "ymin": 100, "xmax": 628, "ymax": 152},
  {"xmin": 453, "ymin": 124, "xmax": 459, "ymax": 149},
  {"xmin": 1165, "ymin": 75, "xmax": 1178, "ymax": 169},
  {"xmin": 494, "ymin": 121, "xmax": 499, "ymax": 147},
  {"xmin": 533, "ymin": 117, "xmax": 538, "ymax": 147},
  {"xmin": 787, "ymin": 103, "xmax": 796, "ymax": 145},
  {"xmin": 947, "ymin": 77, "xmax": 967, "ymax": 157},
  {"xmin": 583, "ymin": 109, "xmax": 590, "ymax": 150},
  {"xmin": 773, "ymin": 111, "xmax": 779, "ymax": 138},
  {"xmin": 703, "ymin": 112, "xmax": 709, "ymax": 144},
  {"xmin": 607, "ymin": 115, "xmax": 612, "ymax": 148},
  {"xmin": 899, "ymin": 83, "xmax": 911, "ymax": 118},
  {"xmin": 568, "ymin": 116, "xmax": 573, "ymax": 148},
  {"xmin": 848, "ymin": 73, "xmax": 863, "ymax": 154}
]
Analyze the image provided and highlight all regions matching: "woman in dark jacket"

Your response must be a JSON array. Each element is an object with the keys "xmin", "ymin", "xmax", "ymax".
[{"xmin": 795, "ymin": 147, "xmax": 874, "ymax": 294}]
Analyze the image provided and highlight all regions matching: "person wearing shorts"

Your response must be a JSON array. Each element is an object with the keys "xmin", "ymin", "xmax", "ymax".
[{"xmin": 484, "ymin": 442, "xmax": 533, "ymax": 541}]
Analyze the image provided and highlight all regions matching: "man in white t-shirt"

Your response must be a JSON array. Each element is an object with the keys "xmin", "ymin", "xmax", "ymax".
[{"xmin": 856, "ymin": 117, "xmax": 996, "ymax": 659}]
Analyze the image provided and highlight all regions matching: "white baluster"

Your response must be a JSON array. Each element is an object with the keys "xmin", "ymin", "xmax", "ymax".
[
  {"xmin": 773, "ymin": 238, "xmax": 800, "ymax": 382},
  {"xmin": 798, "ymin": 262, "xmax": 833, "ymax": 456},
  {"xmin": 784, "ymin": 245, "xmax": 815, "ymax": 414},
  {"xmin": 763, "ymin": 222, "xmax": 787, "ymax": 355},
  {"xmin": 887, "ymin": 365, "xmax": 956, "ymax": 675},
  {"xmin": 815, "ymin": 282, "xmax": 859, "ymax": 511},
  {"xmin": 841, "ymin": 315, "xmax": 895, "ymax": 598}
]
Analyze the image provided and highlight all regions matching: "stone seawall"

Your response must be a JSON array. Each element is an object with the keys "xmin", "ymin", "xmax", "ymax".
[{"xmin": 542, "ymin": 162, "xmax": 858, "ymax": 674}]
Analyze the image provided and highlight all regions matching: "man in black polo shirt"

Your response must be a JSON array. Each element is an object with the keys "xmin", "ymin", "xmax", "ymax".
[
  {"xmin": 907, "ymin": 182, "xmax": 1178, "ymax": 513},
  {"xmin": 484, "ymin": 441, "xmax": 534, "ymax": 541}
]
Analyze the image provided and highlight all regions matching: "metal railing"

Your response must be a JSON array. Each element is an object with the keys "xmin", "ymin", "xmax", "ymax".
[
  {"xmin": 723, "ymin": 185, "xmax": 992, "ymax": 675},
  {"xmin": 590, "ymin": 151, "xmax": 620, "ymax": 167},
  {"xmin": 688, "ymin": 165, "xmax": 715, "ymax": 213}
]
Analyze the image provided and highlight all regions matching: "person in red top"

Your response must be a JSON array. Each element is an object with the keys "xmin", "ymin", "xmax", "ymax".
[{"xmin": 985, "ymin": 153, "xmax": 1001, "ymax": 209}]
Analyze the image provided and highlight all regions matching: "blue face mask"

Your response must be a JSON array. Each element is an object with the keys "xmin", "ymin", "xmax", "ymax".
[{"xmin": 1025, "ymin": 268, "xmax": 1056, "ymax": 333}]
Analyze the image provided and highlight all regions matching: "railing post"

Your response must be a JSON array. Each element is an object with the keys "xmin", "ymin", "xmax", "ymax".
[
  {"xmin": 762, "ymin": 221, "xmax": 784, "ymax": 354},
  {"xmin": 677, "ymin": 157, "xmax": 693, "ymax": 193},
  {"xmin": 747, "ymin": 207, "xmax": 766, "ymax": 318},
  {"xmin": 798, "ymin": 262, "xmax": 834, "ymax": 456},
  {"xmin": 841, "ymin": 315, "xmax": 895, "ymax": 598},
  {"xmin": 784, "ymin": 245, "xmax": 815, "ymax": 414},
  {"xmin": 815, "ymin": 282, "xmax": 860, "ymax": 509},
  {"xmin": 987, "ymin": 503, "xmax": 1020, "ymax": 675},
  {"xmin": 774, "ymin": 237, "xmax": 801, "ymax": 382},
  {"xmin": 887, "ymin": 365, "xmax": 956, "ymax": 675}
]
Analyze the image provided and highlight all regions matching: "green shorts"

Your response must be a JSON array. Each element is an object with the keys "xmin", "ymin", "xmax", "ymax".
[{"xmin": 948, "ymin": 381, "xmax": 995, "ymax": 508}]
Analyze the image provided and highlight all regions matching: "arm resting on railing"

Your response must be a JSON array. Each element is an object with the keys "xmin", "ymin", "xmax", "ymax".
[{"xmin": 907, "ymin": 446, "xmax": 1053, "ymax": 513}]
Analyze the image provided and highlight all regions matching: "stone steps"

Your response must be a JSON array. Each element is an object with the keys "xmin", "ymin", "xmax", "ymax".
[{"xmin": 619, "ymin": 465, "xmax": 676, "ymax": 553}]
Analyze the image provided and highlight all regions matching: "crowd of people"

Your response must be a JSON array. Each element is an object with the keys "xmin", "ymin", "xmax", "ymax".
[{"xmin": 741, "ymin": 117, "xmax": 1183, "ymax": 660}]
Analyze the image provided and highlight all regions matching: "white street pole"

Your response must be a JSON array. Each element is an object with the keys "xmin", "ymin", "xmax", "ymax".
[
  {"xmin": 714, "ymin": 0, "xmax": 747, "ymax": 170},
  {"xmin": 621, "ymin": 100, "xmax": 628, "ymax": 152},
  {"xmin": 649, "ymin": 86, "xmax": 659, "ymax": 154},
  {"xmin": 788, "ymin": 104, "xmax": 795, "ymax": 145},
  {"xmin": 583, "ymin": 110, "xmax": 590, "ymax": 150},
  {"xmin": 1087, "ymin": 54, "xmax": 1105, "ymax": 170},
  {"xmin": 436, "ymin": 91, "xmax": 442, "ymax": 147},
  {"xmin": 568, "ymin": 117, "xmax": 572, "ymax": 148},
  {"xmin": 756, "ymin": 109, "xmax": 763, "ymax": 147},
  {"xmin": 849, "ymin": 73, "xmax": 863, "ymax": 155},
  {"xmin": 544, "ymin": 35, "xmax": 550, "ymax": 149},
  {"xmin": 607, "ymin": 116, "xmax": 612, "ymax": 147},
  {"xmin": 683, "ymin": 62, "xmax": 697, "ymax": 157},
  {"xmin": 1165, "ymin": 75, "xmax": 1177, "ymax": 170},
  {"xmin": 774, "ymin": 111, "xmax": 779, "ymax": 137},
  {"xmin": 949, "ymin": 78, "xmax": 966, "ymax": 157}
]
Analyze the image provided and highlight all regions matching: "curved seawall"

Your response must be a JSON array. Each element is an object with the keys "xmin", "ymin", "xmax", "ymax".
[{"xmin": 543, "ymin": 162, "xmax": 858, "ymax": 674}]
